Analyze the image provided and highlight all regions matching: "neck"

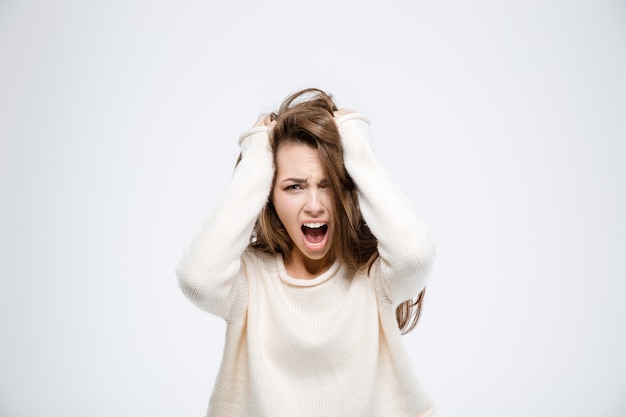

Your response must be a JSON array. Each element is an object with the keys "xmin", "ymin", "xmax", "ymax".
[{"xmin": 285, "ymin": 253, "xmax": 334, "ymax": 279}]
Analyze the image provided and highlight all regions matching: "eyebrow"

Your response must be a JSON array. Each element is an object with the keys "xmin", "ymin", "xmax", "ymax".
[
  {"xmin": 280, "ymin": 177, "xmax": 307, "ymax": 184},
  {"xmin": 279, "ymin": 177, "xmax": 329, "ymax": 186}
]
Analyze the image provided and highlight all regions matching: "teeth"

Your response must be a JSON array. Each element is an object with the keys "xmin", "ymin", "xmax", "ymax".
[{"xmin": 303, "ymin": 222, "xmax": 326, "ymax": 228}]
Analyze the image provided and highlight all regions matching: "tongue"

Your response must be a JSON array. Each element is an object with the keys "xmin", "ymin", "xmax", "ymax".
[{"xmin": 304, "ymin": 227, "xmax": 325, "ymax": 243}]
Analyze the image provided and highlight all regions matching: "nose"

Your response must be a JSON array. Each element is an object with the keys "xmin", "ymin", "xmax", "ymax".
[{"xmin": 304, "ymin": 189, "xmax": 325, "ymax": 216}]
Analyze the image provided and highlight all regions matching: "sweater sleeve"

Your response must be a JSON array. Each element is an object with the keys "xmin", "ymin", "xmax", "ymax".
[
  {"xmin": 175, "ymin": 126, "xmax": 274, "ymax": 319},
  {"xmin": 335, "ymin": 113, "xmax": 435, "ymax": 306}
]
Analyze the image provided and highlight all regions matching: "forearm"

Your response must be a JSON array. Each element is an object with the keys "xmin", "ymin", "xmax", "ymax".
[
  {"xmin": 176, "ymin": 127, "xmax": 273, "ymax": 317},
  {"xmin": 336, "ymin": 114, "xmax": 434, "ymax": 303}
]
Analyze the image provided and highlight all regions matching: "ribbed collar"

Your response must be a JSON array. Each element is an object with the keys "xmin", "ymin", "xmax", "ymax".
[{"xmin": 276, "ymin": 255, "xmax": 341, "ymax": 287}]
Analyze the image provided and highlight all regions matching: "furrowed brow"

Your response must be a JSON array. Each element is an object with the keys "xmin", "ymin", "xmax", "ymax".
[{"xmin": 281, "ymin": 177, "xmax": 307, "ymax": 184}]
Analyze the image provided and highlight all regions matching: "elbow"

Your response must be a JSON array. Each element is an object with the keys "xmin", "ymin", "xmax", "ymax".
[
  {"xmin": 405, "ymin": 237, "xmax": 435, "ymax": 293},
  {"xmin": 176, "ymin": 261, "xmax": 196, "ymax": 300},
  {"xmin": 175, "ymin": 256, "xmax": 239, "ymax": 318},
  {"xmin": 397, "ymin": 223, "xmax": 436, "ymax": 279},
  {"xmin": 175, "ymin": 259, "xmax": 208, "ymax": 308},
  {"xmin": 415, "ymin": 235, "xmax": 435, "ymax": 280},
  {"xmin": 389, "ymin": 227, "xmax": 436, "ymax": 299}
]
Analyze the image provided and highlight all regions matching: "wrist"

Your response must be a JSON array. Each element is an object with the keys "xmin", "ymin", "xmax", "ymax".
[
  {"xmin": 334, "ymin": 112, "xmax": 369, "ymax": 129},
  {"xmin": 337, "ymin": 113, "xmax": 372, "ymax": 158},
  {"xmin": 238, "ymin": 126, "xmax": 270, "ymax": 149}
]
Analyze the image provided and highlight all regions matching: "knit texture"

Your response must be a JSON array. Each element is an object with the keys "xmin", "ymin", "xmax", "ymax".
[{"xmin": 177, "ymin": 114, "xmax": 435, "ymax": 417}]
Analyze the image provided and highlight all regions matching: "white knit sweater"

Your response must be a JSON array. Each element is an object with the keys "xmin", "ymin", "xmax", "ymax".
[{"xmin": 177, "ymin": 113, "xmax": 436, "ymax": 417}]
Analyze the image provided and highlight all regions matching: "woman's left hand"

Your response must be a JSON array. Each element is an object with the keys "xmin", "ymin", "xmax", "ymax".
[{"xmin": 333, "ymin": 108, "xmax": 354, "ymax": 119}]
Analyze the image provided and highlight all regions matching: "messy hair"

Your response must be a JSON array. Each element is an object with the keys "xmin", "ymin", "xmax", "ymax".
[{"xmin": 249, "ymin": 88, "xmax": 425, "ymax": 334}]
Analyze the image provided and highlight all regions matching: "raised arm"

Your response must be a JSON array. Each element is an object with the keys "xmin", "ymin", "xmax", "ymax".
[
  {"xmin": 176, "ymin": 120, "xmax": 274, "ymax": 319},
  {"xmin": 335, "ymin": 112, "xmax": 434, "ymax": 306}
]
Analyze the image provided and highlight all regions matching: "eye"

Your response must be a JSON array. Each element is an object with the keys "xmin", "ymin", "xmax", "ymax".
[{"xmin": 285, "ymin": 184, "xmax": 303, "ymax": 191}]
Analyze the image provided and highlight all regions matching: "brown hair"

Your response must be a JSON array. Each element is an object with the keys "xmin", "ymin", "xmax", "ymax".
[{"xmin": 249, "ymin": 88, "xmax": 425, "ymax": 334}]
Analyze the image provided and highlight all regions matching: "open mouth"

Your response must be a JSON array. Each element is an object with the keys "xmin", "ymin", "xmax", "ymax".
[{"xmin": 301, "ymin": 222, "xmax": 329, "ymax": 246}]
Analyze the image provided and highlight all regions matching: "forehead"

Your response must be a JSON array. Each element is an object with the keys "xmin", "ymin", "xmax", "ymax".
[{"xmin": 275, "ymin": 142, "xmax": 325, "ymax": 177}]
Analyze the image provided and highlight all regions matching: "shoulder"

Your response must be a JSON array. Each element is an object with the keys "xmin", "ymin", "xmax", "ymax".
[
  {"xmin": 241, "ymin": 248, "xmax": 275, "ymax": 275},
  {"xmin": 224, "ymin": 249, "xmax": 277, "ymax": 322}
]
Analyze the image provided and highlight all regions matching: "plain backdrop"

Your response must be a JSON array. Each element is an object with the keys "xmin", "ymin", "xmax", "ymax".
[{"xmin": 1, "ymin": 0, "xmax": 625, "ymax": 416}]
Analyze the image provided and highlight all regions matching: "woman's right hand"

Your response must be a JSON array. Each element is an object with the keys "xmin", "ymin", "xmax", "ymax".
[
  {"xmin": 253, "ymin": 115, "xmax": 275, "ymax": 128},
  {"xmin": 239, "ymin": 115, "xmax": 275, "ymax": 148}
]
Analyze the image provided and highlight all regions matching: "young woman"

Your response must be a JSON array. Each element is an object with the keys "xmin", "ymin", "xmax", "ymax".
[{"xmin": 177, "ymin": 88, "xmax": 436, "ymax": 416}]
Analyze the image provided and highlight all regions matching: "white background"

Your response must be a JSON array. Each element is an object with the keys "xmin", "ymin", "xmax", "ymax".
[{"xmin": 1, "ymin": 1, "xmax": 625, "ymax": 416}]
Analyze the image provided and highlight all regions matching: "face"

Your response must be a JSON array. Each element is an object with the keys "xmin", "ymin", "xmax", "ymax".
[{"xmin": 272, "ymin": 142, "xmax": 335, "ymax": 275}]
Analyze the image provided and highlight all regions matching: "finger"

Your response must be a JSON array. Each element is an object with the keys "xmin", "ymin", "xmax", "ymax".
[{"xmin": 253, "ymin": 115, "xmax": 269, "ymax": 128}]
